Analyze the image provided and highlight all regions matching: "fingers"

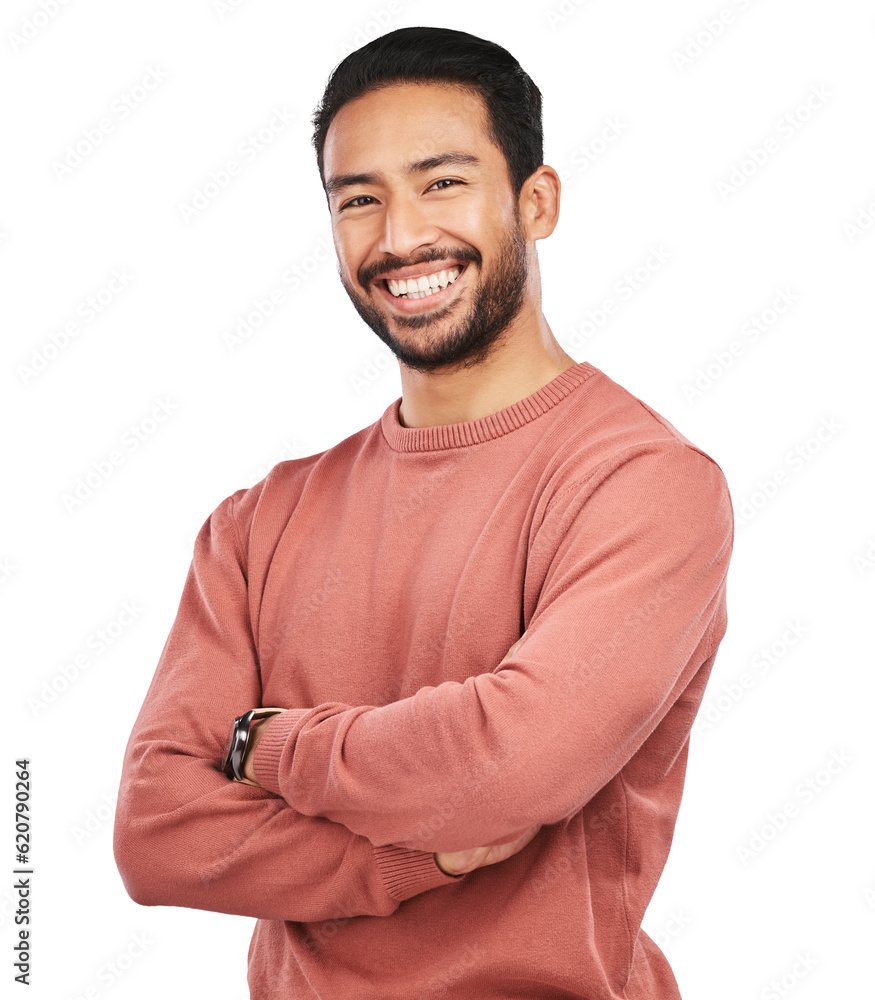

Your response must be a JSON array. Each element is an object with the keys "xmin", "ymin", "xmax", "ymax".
[{"xmin": 500, "ymin": 632, "xmax": 528, "ymax": 663}]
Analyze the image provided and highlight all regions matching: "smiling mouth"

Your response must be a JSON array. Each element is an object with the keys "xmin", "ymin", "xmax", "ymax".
[{"xmin": 375, "ymin": 262, "xmax": 470, "ymax": 311}]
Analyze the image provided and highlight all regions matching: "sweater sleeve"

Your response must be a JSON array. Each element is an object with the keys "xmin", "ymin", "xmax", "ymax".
[
  {"xmin": 250, "ymin": 443, "xmax": 734, "ymax": 853},
  {"xmin": 112, "ymin": 489, "xmax": 466, "ymax": 923}
]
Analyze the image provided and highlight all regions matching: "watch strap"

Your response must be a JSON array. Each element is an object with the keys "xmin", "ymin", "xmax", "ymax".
[{"xmin": 221, "ymin": 707, "xmax": 285, "ymax": 783}]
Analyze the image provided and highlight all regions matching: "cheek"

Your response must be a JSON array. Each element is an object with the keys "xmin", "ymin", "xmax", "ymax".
[
  {"xmin": 448, "ymin": 197, "xmax": 487, "ymax": 234},
  {"xmin": 439, "ymin": 195, "xmax": 508, "ymax": 253},
  {"xmin": 427, "ymin": 209, "xmax": 490, "ymax": 259},
  {"xmin": 333, "ymin": 235, "xmax": 366, "ymax": 284},
  {"xmin": 334, "ymin": 218, "xmax": 393, "ymax": 284}
]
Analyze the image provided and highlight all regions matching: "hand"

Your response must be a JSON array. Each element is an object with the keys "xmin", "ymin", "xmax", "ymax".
[
  {"xmin": 501, "ymin": 634, "xmax": 527, "ymax": 664},
  {"xmin": 435, "ymin": 822, "xmax": 542, "ymax": 876}
]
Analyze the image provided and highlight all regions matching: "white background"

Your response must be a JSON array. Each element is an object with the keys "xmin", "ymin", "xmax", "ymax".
[{"xmin": 3, "ymin": 0, "xmax": 874, "ymax": 997}]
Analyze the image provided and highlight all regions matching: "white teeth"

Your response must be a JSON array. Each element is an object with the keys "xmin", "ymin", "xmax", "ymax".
[{"xmin": 386, "ymin": 266, "xmax": 463, "ymax": 298}]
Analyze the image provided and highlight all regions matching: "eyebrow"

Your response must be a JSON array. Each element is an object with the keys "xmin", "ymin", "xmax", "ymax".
[{"xmin": 325, "ymin": 152, "xmax": 481, "ymax": 199}]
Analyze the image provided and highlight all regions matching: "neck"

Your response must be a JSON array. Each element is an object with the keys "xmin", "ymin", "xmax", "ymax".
[{"xmin": 397, "ymin": 310, "xmax": 577, "ymax": 429}]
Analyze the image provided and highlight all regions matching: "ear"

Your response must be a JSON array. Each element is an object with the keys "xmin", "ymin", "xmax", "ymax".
[{"xmin": 518, "ymin": 165, "xmax": 561, "ymax": 242}]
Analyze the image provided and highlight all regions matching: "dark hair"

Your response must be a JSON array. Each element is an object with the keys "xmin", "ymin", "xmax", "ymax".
[{"xmin": 311, "ymin": 26, "xmax": 543, "ymax": 200}]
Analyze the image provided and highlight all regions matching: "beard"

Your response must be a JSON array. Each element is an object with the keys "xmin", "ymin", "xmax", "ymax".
[{"xmin": 337, "ymin": 215, "xmax": 530, "ymax": 374}]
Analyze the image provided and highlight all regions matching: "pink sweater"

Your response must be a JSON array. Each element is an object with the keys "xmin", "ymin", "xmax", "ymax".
[{"xmin": 114, "ymin": 361, "xmax": 733, "ymax": 999}]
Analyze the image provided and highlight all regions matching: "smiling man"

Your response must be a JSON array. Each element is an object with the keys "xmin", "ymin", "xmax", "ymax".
[
  {"xmin": 114, "ymin": 26, "xmax": 734, "ymax": 1000},
  {"xmin": 325, "ymin": 72, "xmax": 576, "ymax": 420},
  {"xmin": 330, "ymin": 118, "xmax": 530, "ymax": 375}
]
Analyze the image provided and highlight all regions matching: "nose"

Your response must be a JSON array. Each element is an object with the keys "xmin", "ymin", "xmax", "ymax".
[{"xmin": 376, "ymin": 192, "xmax": 442, "ymax": 262}]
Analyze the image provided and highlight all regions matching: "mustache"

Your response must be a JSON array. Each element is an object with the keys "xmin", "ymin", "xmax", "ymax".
[{"xmin": 361, "ymin": 247, "xmax": 482, "ymax": 285}]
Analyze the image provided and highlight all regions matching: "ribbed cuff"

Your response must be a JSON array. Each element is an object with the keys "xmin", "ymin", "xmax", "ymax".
[
  {"xmin": 374, "ymin": 844, "xmax": 467, "ymax": 902},
  {"xmin": 250, "ymin": 708, "xmax": 312, "ymax": 797}
]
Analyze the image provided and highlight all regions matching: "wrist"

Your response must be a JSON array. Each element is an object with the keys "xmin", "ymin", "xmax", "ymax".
[
  {"xmin": 221, "ymin": 707, "xmax": 285, "ymax": 786},
  {"xmin": 242, "ymin": 714, "xmax": 277, "ymax": 784}
]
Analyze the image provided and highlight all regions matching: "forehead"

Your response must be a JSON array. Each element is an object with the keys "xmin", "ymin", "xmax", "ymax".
[{"xmin": 323, "ymin": 81, "xmax": 499, "ymax": 173}]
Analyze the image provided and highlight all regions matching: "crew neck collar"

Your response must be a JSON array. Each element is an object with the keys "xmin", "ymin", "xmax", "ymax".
[{"xmin": 379, "ymin": 361, "xmax": 596, "ymax": 453}]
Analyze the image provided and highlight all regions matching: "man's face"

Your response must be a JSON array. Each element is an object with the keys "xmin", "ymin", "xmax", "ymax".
[{"xmin": 323, "ymin": 82, "xmax": 531, "ymax": 374}]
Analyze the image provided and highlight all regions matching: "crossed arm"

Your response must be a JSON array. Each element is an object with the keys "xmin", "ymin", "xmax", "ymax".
[
  {"xmin": 239, "ymin": 636, "xmax": 534, "ymax": 877},
  {"xmin": 113, "ymin": 492, "xmax": 471, "ymax": 925},
  {"xmin": 114, "ymin": 443, "xmax": 732, "ymax": 919},
  {"xmin": 230, "ymin": 445, "xmax": 731, "ymax": 855}
]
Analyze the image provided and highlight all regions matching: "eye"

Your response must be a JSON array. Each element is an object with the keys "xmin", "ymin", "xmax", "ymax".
[
  {"xmin": 429, "ymin": 178, "xmax": 464, "ymax": 192},
  {"xmin": 339, "ymin": 195, "xmax": 376, "ymax": 211},
  {"xmin": 338, "ymin": 178, "xmax": 464, "ymax": 212}
]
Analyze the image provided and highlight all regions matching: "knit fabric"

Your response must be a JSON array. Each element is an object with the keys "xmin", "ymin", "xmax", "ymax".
[{"xmin": 114, "ymin": 361, "xmax": 733, "ymax": 999}]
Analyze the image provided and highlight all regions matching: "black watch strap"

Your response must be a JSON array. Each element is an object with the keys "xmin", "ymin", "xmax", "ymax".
[{"xmin": 221, "ymin": 707, "xmax": 284, "ymax": 782}]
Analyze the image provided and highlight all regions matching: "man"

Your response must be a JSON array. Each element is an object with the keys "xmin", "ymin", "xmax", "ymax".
[{"xmin": 114, "ymin": 25, "xmax": 733, "ymax": 1000}]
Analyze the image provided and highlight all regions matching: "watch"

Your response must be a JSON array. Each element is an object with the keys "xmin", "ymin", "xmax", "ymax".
[{"xmin": 221, "ymin": 707, "xmax": 285, "ymax": 784}]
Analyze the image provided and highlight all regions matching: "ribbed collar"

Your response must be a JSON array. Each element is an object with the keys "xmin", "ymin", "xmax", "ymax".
[{"xmin": 379, "ymin": 361, "xmax": 597, "ymax": 453}]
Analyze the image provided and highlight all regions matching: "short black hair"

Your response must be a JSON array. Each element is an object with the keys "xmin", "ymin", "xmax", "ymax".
[{"xmin": 312, "ymin": 26, "xmax": 543, "ymax": 201}]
